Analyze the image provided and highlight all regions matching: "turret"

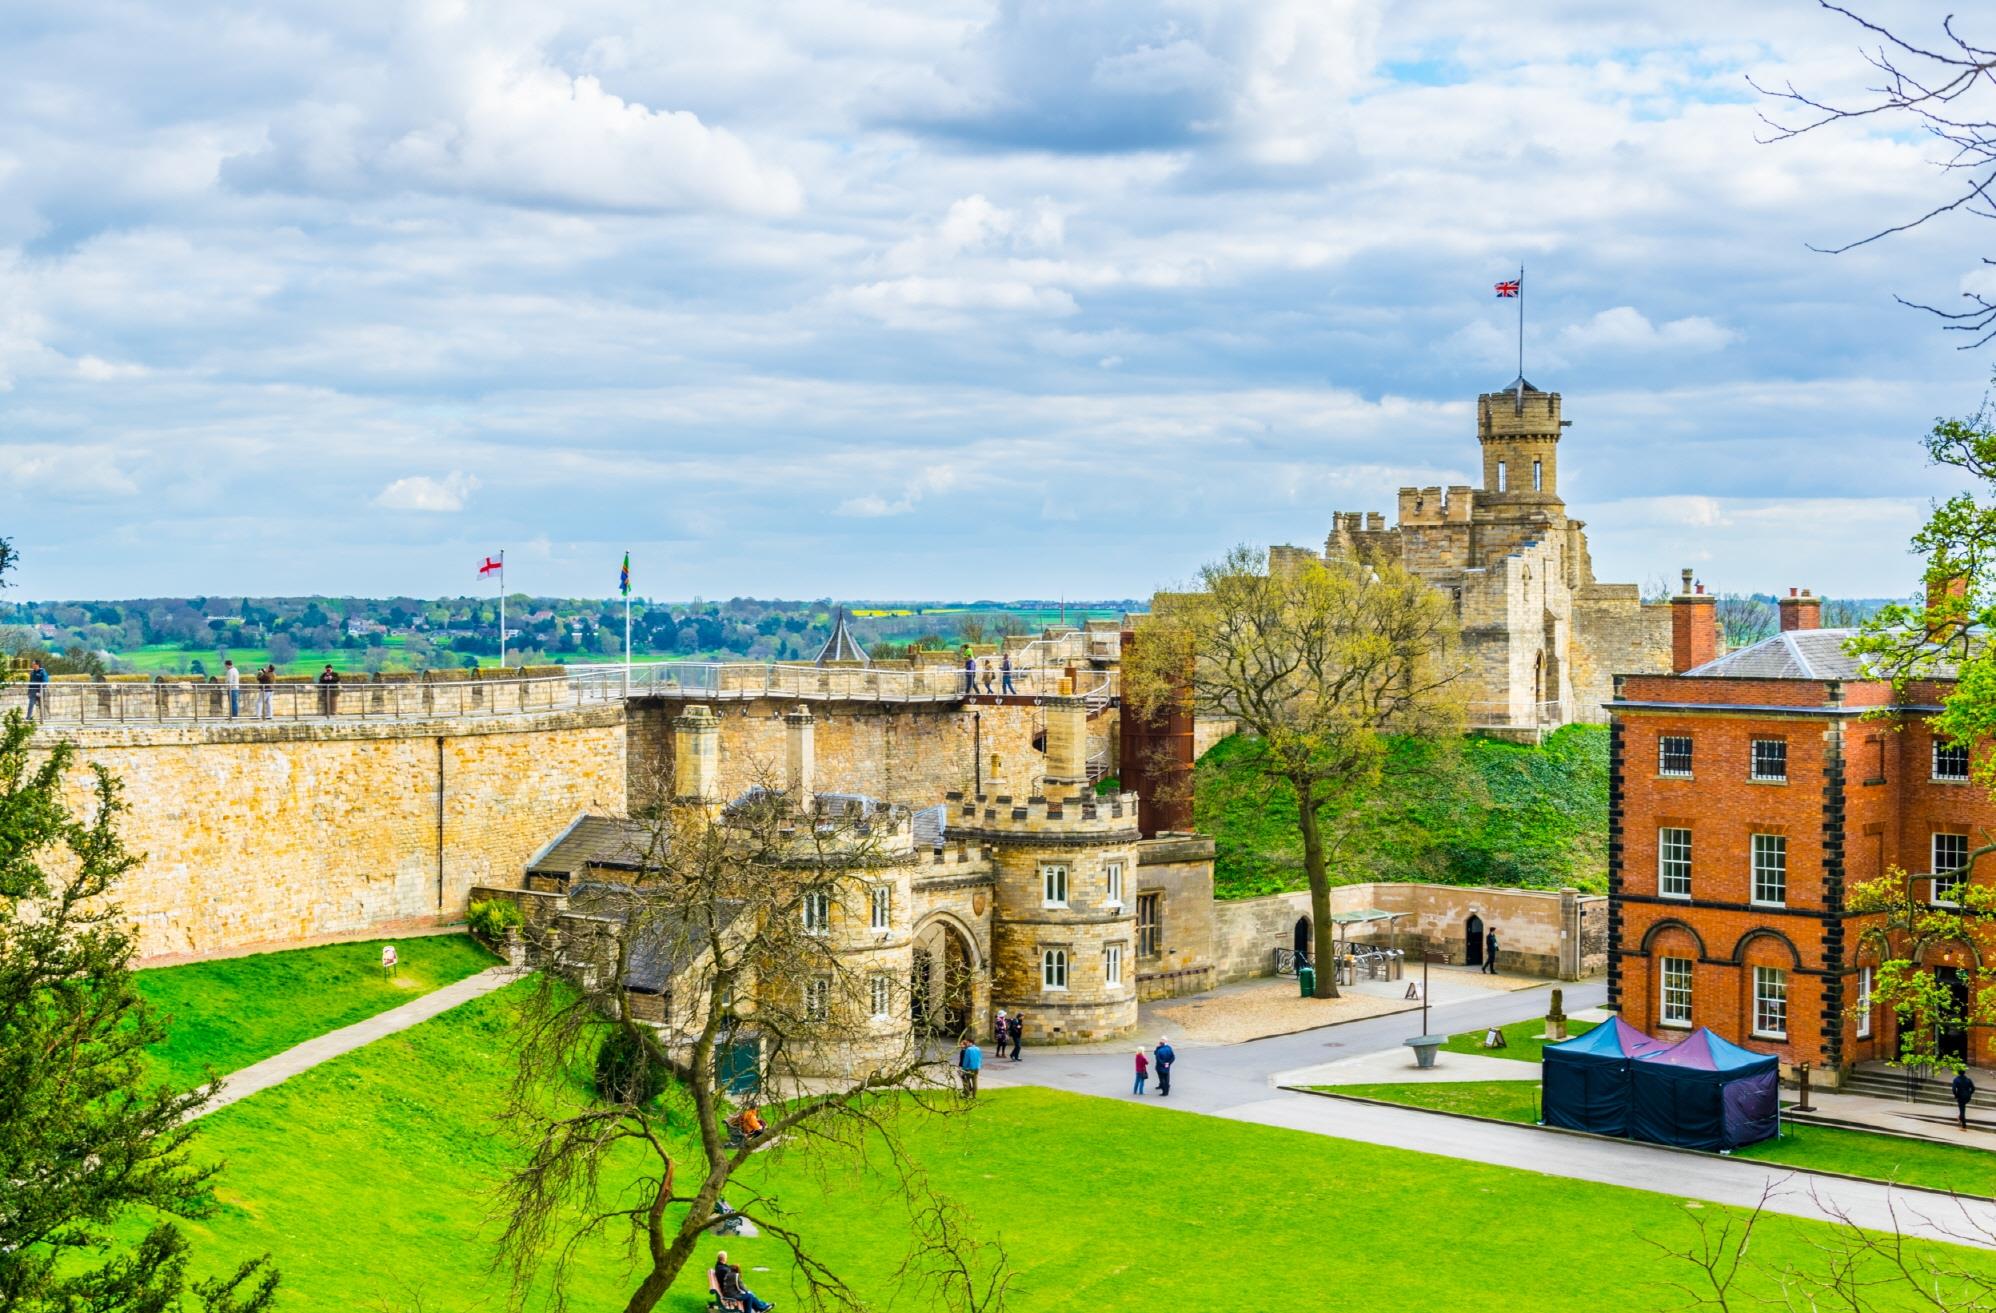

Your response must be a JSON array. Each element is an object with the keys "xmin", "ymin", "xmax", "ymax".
[{"xmin": 1478, "ymin": 382, "xmax": 1563, "ymax": 502}]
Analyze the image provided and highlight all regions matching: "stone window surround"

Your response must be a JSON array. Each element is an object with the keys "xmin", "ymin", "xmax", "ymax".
[
  {"xmin": 1136, "ymin": 891, "xmax": 1163, "ymax": 959},
  {"xmin": 803, "ymin": 888, "xmax": 830, "ymax": 935},
  {"xmin": 1041, "ymin": 862, "xmax": 1069, "ymax": 909},
  {"xmin": 804, "ymin": 975, "xmax": 830, "ymax": 1021},
  {"xmin": 869, "ymin": 883, "xmax": 891, "ymax": 931},
  {"xmin": 1749, "ymin": 737, "xmax": 1788, "ymax": 783},
  {"xmin": 868, "ymin": 973, "xmax": 891, "ymax": 1020},
  {"xmin": 1041, "ymin": 946, "xmax": 1070, "ymax": 992},
  {"xmin": 1856, "ymin": 964, "xmax": 1873, "ymax": 1039},
  {"xmin": 1104, "ymin": 860, "xmax": 1124, "ymax": 909}
]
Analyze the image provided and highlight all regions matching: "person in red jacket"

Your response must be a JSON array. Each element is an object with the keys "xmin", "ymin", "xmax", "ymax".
[{"xmin": 1133, "ymin": 1048, "xmax": 1149, "ymax": 1096}]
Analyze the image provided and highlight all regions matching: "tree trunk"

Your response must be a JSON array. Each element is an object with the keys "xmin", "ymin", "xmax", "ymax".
[{"xmin": 1296, "ymin": 784, "xmax": 1341, "ymax": 999}]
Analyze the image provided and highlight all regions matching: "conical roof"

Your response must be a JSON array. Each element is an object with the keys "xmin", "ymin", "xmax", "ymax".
[{"xmin": 814, "ymin": 607, "xmax": 869, "ymax": 666}]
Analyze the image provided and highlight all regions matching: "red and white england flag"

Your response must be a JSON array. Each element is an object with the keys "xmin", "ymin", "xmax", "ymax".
[{"xmin": 478, "ymin": 555, "xmax": 503, "ymax": 576}]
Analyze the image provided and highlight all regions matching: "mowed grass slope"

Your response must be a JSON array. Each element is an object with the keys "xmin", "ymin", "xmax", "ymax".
[
  {"xmin": 166, "ymin": 982, "xmax": 1993, "ymax": 1312},
  {"xmin": 135, "ymin": 934, "xmax": 496, "ymax": 1088}
]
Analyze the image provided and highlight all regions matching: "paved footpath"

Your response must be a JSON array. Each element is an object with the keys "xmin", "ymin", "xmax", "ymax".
[
  {"xmin": 193, "ymin": 965, "xmax": 524, "ymax": 1119},
  {"xmin": 981, "ymin": 979, "xmax": 1996, "ymax": 1248}
]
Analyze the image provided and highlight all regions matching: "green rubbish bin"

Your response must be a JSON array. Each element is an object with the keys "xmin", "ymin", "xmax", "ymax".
[{"xmin": 1298, "ymin": 964, "xmax": 1316, "ymax": 997}]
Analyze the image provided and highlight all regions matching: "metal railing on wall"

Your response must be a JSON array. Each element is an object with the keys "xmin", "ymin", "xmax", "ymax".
[{"xmin": 7, "ymin": 660, "xmax": 1121, "ymax": 725}]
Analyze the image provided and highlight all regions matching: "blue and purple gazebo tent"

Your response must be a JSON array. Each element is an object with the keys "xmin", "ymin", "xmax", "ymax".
[
  {"xmin": 1628, "ymin": 1027, "xmax": 1780, "ymax": 1151},
  {"xmin": 1541, "ymin": 1018, "xmax": 1674, "ymax": 1136}
]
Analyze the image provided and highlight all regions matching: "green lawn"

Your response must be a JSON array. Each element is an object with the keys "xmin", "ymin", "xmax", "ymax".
[
  {"xmin": 1315, "ymin": 1079, "xmax": 1996, "ymax": 1197},
  {"xmin": 1439, "ymin": 1014, "xmax": 1598, "ymax": 1062},
  {"xmin": 135, "ymin": 935, "xmax": 496, "ymax": 1088},
  {"xmin": 1197, "ymin": 725, "xmax": 1610, "ymax": 898},
  {"xmin": 153, "ymin": 982, "xmax": 1993, "ymax": 1312}
]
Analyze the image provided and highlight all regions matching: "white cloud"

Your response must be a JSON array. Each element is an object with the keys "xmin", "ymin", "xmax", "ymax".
[
  {"xmin": 1558, "ymin": 306, "xmax": 1738, "ymax": 356},
  {"xmin": 373, "ymin": 471, "xmax": 480, "ymax": 513}
]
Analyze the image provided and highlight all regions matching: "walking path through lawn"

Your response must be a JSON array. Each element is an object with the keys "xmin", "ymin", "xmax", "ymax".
[
  {"xmin": 980, "ymin": 978, "xmax": 1996, "ymax": 1248},
  {"xmin": 192, "ymin": 965, "xmax": 523, "ymax": 1119}
]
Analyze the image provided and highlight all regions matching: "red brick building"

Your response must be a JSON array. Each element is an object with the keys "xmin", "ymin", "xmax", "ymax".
[{"xmin": 1608, "ymin": 582, "xmax": 1994, "ymax": 1080}]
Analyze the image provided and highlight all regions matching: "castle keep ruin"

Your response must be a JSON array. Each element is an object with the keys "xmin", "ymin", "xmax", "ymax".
[{"xmin": 1276, "ymin": 380, "xmax": 1672, "ymax": 732}]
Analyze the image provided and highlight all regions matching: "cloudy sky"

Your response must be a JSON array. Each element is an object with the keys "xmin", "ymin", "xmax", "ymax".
[{"xmin": 0, "ymin": 0, "xmax": 1988, "ymax": 602}]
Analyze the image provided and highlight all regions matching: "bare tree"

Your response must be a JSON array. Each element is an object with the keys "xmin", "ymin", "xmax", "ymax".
[
  {"xmin": 1122, "ymin": 546, "xmax": 1465, "ymax": 998},
  {"xmin": 1756, "ymin": 4, "xmax": 1996, "ymax": 345},
  {"xmin": 493, "ymin": 779, "xmax": 981, "ymax": 1313},
  {"xmin": 1713, "ymin": 593, "xmax": 1777, "ymax": 651}
]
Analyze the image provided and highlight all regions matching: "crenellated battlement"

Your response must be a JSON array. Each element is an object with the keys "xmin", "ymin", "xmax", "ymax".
[{"xmin": 945, "ymin": 788, "xmax": 1142, "ymax": 842}]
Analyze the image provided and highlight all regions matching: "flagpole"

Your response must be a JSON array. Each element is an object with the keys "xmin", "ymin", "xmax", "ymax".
[
  {"xmin": 623, "ymin": 551, "xmax": 632, "ymax": 699},
  {"xmin": 498, "ymin": 549, "xmax": 506, "ymax": 671},
  {"xmin": 1516, "ymin": 264, "xmax": 1526, "ymax": 399}
]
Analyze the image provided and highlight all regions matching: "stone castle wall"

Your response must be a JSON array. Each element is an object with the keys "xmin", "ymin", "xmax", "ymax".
[
  {"xmin": 1569, "ymin": 585, "xmax": 1672, "ymax": 723},
  {"xmin": 628, "ymin": 698, "xmax": 1051, "ymax": 809},
  {"xmin": 42, "ymin": 707, "xmax": 626, "ymax": 962},
  {"xmin": 1209, "ymin": 881, "xmax": 1606, "ymax": 983}
]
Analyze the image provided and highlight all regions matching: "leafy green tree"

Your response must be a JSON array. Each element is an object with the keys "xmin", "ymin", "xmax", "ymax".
[
  {"xmin": 1846, "ymin": 398, "xmax": 1996, "ymax": 1071},
  {"xmin": 1123, "ymin": 546, "xmax": 1465, "ymax": 998},
  {"xmin": 0, "ymin": 712, "xmax": 278, "ymax": 1310}
]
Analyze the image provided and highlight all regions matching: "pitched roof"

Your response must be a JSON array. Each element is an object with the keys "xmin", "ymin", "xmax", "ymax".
[
  {"xmin": 1683, "ymin": 628, "xmax": 1867, "ymax": 679},
  {"xmin": 814, "ymin": 607, "xmax": 869, "ymax": 665},
  {"xmin": 527, "ymin": 815, "xmax": 650, "ymax": 877}
]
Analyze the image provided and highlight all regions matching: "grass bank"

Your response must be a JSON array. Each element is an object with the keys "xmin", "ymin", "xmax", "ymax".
[
  {"xmin": 135, "ymin": 934, "xmax": 496, "ymax": 1088},
  {"xmin": 1196, "ymin": 726, "xmax": 1609, "ymax": 899},
  {"xmin": 1314, "ymin": 1079, "xmax": 1995, "ymax": 1197},
  {"xmin": 159, "ymin": 983, "xmax": 1992, "ymax": 1311}
]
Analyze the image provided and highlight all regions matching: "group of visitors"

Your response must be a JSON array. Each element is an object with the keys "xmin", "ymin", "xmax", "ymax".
[
  {"xmin": 991, "ymin": 1010, "xmax": 1024, "ymax": 1060},
  {"xmin": 712, "ymin": 1251, "xmax": 774, "ymax": 1312},
  {"xmin": 219, "ymin": 659, "xmax": 283, "ymax": 719},
  {"xmin": 960, "ymin": 648, "xmax": 1017, "ymax": 696},
  {"xmin": 1133, "ymin": 1038, "xmax": 1175, "ymax": 1096}
]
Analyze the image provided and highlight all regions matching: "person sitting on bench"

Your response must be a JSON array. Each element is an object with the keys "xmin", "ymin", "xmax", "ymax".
[{"xmin": 713, "ymin": 1252, "xmax": 773, "ymax": 1311}]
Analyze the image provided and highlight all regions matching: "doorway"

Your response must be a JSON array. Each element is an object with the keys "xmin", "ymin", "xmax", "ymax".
[
  {"xmin": 1465, "ymin": 914, "xmax": 1485, "ymax": 967},
  {"xmin": 1293, "ymin": 916, "xmax": 1312, "ymax": 966},
  {"xmin": 1936, "ymin": 966, "xmax": 1971, "ymax": 1064}
]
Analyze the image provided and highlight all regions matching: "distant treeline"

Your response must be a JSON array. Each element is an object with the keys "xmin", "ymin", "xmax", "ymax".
[{"xmin": 0, "ymin": 594, "xmax": 1138, "ymax": 676}]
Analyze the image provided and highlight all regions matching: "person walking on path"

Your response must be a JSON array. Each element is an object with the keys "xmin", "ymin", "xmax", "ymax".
[
  {"xmin": 224, "ymin": 659, "xmax": 241, "ymax": 718},
  {"xmin": 256, "ymin": 664, "xmax": 275, "ymax": 719},
  {"xmin": 957, "ymin": 1037, "xmax": 982, "ymax": 1098},
  {"xmin": 962, "ymin": 649, "xmax": 977, "ymax": 696},
  {"xmin": 1133, "ymin": 1048, "xmax": 1149, "ymax": 1096},
  {"xmin": 1954, "ymin": 1069, "xmax": 1977, "ymax": 1130},
  {"xmin": 25, "ymin": 659, "xmax": 48, "ymax": 721},
  {"xmin": 1007, "ymin": 1012, "xmax": 1023, "ymax": 1061},
  {"xmin": 994, "ymin": 1010, "xmax": 1009, "ymax": 1056},
  {"xmin": 1483, "ymin": 929, "xmax": 1500, "ymax": 975},
  {"xmin": 1000, "ymin": 651, "xmax": 1015, "ymax": 695},
  {"xmin": 317, "ymin": 664, "xmax": 340, "ymax": 716},
  {"xmin": 1154, "ymin": 1037, "xmax": 1176, "ymax": 1097},
  {"xmin": 714, "ymin": 1252, "xmax": 774, "ymax": 1312}
]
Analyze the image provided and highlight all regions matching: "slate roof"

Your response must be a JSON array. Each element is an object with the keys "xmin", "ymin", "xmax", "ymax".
[
  {"xmin": 566, "ymin": 881, "xmax": 747, "ymax": 994},
  {"xmin": 814, "ymin": 607, "xmax": 869, "ymax": 665},
  {"xmin": 911, "ymin": 803, "xmax": 947, "ymax": 849},
  {"xmin": 1680, "ymin": 627, "xmax": 1963, "ymax": 682},
  {"xmin": 528, "ymin": 815, "xmax": 650, "ymax": 878}
]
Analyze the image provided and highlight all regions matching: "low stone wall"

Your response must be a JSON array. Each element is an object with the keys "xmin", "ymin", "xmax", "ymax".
[
  {"xmin": 1212, "ymin": 882, "xmax": 1607, "ymax": 983},
  {"xmin": 1193, "ymin": 718, "xmax": 1237, "ymax": 760}
]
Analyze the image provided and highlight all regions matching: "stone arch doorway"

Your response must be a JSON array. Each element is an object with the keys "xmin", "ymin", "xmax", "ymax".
[
  {"xmin": 1293, "ymin": 915, "xmax": 1312, "ymax": 964},
  {"xmin": 912, "ymin": 916, "xmax": 979, "ymax": 1038},
  {"xmin": 1465, "ymin": 913, "xmax": 1485, "ymax": 967}
]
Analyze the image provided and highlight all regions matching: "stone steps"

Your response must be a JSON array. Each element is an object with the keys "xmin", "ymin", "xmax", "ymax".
[{"xmin": 1840, "ymin": 1068, "xmax": 1963, "ymax": 1107}]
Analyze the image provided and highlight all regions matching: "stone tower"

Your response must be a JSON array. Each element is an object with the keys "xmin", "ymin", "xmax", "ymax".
[{"xmin": 1478, "ymin": 382, "xmax": 1562, "ymax": 502}]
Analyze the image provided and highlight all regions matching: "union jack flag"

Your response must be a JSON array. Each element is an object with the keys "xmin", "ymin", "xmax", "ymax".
[{"xmin": 1494, "ymin": 279, "xmax": 1520, "ymax": 297}]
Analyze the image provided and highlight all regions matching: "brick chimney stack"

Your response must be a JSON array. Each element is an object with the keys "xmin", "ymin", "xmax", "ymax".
[
  {"xmin": 1671, "ymin": 568, "xmax": 1718, "ymax": 673},
  {"xmin": 1777, "ymin": 587, "xmax": 1821, "ymax": 633}
]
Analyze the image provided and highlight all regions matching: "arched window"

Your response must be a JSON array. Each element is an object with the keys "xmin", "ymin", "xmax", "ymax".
[{"xmin": 1041, "ymin": 948, "xmax": 1069, "ymax": 991}]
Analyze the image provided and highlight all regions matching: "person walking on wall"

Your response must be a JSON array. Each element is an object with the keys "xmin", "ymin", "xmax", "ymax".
[
  {"xmin": 317, "ymin": 663, "xmax": 340, "ymax": 716},
  {"xmin": 1000, "ymin": 651, "xmax": 1015, "ymax": 695},
  {"xmin": 1007, "ymin": 1012, "xmax": 1023, "ymax": 1061},
  {"xmin": 1954, "ymin": 1069, "xmax": 1977, "ymax": 1131},
  {"xmin": 257, "ymin": 663, "xmax": 275, "ymax": 719},
  {"xmin": 1154, "ymin": 1037, "xmax": 1176, "ymax": 1096},
  {"xmin": 980, "ymin": 659, "xmax": 995, "ymax": 694},
  {"xmin": 962, "ymin": 649, "xmax": 976, "ymax": 696},
  {"xmin": 957, "ymin": 1037, "xmax": 982, "ymax": 1098},
  {"xmin": 1483, "ymin": 929, "xmax": 1500, "ymax": 975},
  {"xmin": 1133, "ymin": 1048, "xmax": 1149, "ymax": 1096},
  {"xmin": 25, "ymin": 659, "xmax": 47, "ymax": 721},
  {"xmin": 224, "ymin": 659, "xmax": 241, "ymax": 718}
]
